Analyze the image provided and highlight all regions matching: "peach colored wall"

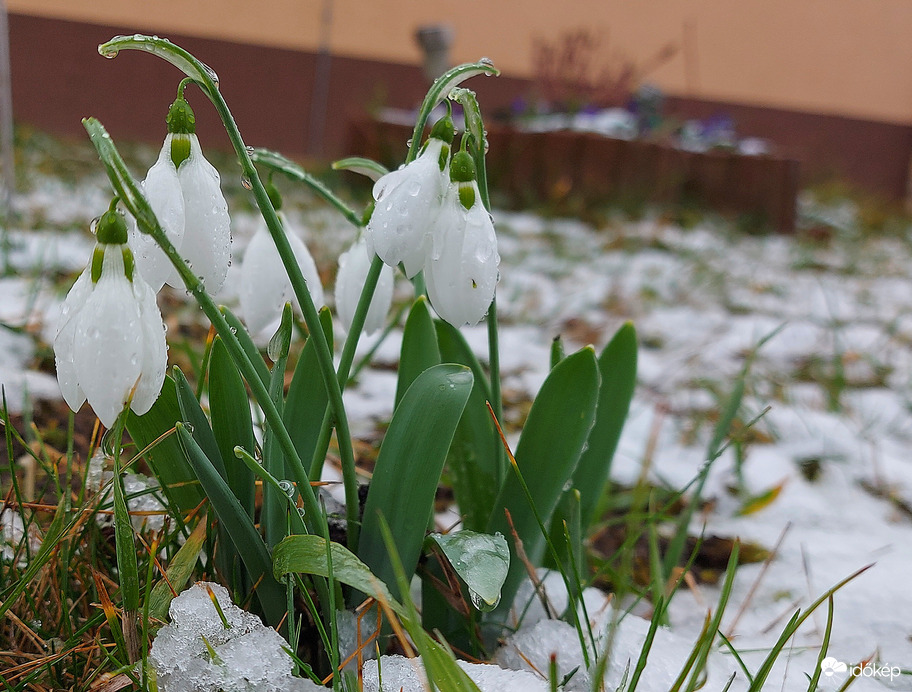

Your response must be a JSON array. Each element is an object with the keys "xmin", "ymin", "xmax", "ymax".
[{"xmin": 10, "ymin": 0, "xmax": 912, "ymax": 125}]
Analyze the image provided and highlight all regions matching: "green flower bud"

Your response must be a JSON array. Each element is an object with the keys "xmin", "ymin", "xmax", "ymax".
[
  {"xmin": 430, "ymin": 115, "xmax": 455, "ymax": 144},
  {"xmin": 265, "ymin": 180, "xmax": 283, "ymax": 211},
  {"xmin": 449, "ymin": 150, "xmax": 476, "ymax": 184},
  {"xmin": 95, "ymin": 208, "xmax": 128, "ymax": 245}
]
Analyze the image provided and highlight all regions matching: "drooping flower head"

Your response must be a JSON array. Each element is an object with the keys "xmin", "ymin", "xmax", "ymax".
[
  {"xmin": 131, "ymin": 80, "xmax": 231, "ymax": 293},
  {"xmin": 365, "ymin": 115, "xmax": 454, "ymax": 278},
  {"xmin": 54, "ymin": 202, "xmax": 168, "ymax": 427},
  {"xmin": 239, "ymin": 182, "xmax": 325, "ymax": 337},
  {"xmin": 334, "ymin": 236, "xmax": 394, "ymax": 335},
  {"xmin": 424, "ymin": 149, "xmax": 500, "ymax": 327}
]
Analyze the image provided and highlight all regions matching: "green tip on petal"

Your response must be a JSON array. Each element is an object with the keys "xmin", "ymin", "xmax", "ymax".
[
  {"xmin": 170, "ymin": 133, "xmax": 192, "ymax": 169},
  {"xmin": 449, "ymin": 150, "xmax": 476, "ymax": 184},
  {"xmin": 458, "ymin": 182, "xmax": 476, "ymax": 210},
  {"xmin": 166, "ymin": 95, "xmax": 196, "ymax": 135},
  {"xmin": 95, "ymin": 207, "xmax": 129, "ymax": 245},
  {"xmin": 430, "ymin": 115, "xmax": 455, "ymax": 144},
  {"xmin": 265, "ymin": 181, "xmax": 283, "ymax": 211}
]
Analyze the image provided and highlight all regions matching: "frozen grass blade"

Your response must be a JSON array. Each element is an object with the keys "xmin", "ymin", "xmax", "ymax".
[
  {"xmin": 486, "ymin": 347, "xmax": 599, "ymax": 618},
  {"xmin": 358, "ymin": 363, "xmax": 473, "ymax": 602},
  {"xmin": 146, "ymin": 517, "xmax": 208, "ymax": 624},
  {"xmin": 395, "ymin": 297, "xmax": 441, "ymax": 407},
  {"xmin": 173, "ymin": 421, "xmax": 287, "ymax": 628},
  {"xmin": 806, "ymin": 594, "xmax": 835, "ymax": 692},
  {"xmin": 748, "ymin": 564, "xmax": 872, "ymax": 691}
]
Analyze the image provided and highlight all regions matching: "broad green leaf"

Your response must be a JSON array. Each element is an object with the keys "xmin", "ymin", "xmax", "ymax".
[
  {"xmin": 428, "ymin": 531, "xmax": 509, "ymax": 611},
  {"xmin": 395, "ymin": 297, "xmax": 441, "ymax": 408},
  {"xmin": 435, "ymin": 320, "xmax": 498, "ymax": 532},
  {"xmin": 283, "ymin": 307, "xmax": 333, "ymax": 477},
  {"xmin": 571, "ymin": 322, "xmax": 638, "ymax": 528},
  {"xmin": 126, "ymin": 375, "xmax": 203, "ymax": 513},
  {"xmin": 147, "ymin": 517, "xmax": 208, "ymax": 624},
  {"xmin": 208, "ymin": 337, "xmax": 256, "ymax": 519},
  {"xmin": 174, "ymin": 422, "xmax": 286, "ymax": 628},
  {"xmin": 173, "ymin": 366, "xmax": 227, "ymax": 481},
  {"xmin": 486, "ymin": 347, "xmax": 599, "ymax": 617},
  {"xmin": 273, "ymin": 534, "xmax": 401, "ymax": 617},
  {"xmin": 358, "ymin": 364, "xmax": 473, "ymax": 601}
]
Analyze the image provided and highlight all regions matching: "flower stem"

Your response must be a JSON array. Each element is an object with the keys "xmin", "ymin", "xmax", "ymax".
[
  {"xmin": 83, "ymin": 117, "xmax": 329, "ymax": 539},
  {"xmin": 250, "ymin": 148, "xmax": 364, "ymax": 228}
]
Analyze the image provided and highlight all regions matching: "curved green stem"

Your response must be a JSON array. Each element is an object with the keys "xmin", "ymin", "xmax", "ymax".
[
  {"xmin": 251, "ymin": 148, "xmax": 364, "ymax": 228},
  {"xmin": 309, "ymin": 255, "xmax": 385, "ymax": 482},
  {"xmin": 97, "ymin": 34, "xmax": 361, "ymax": 549},
  {"xmin": 83, "ymin": 117, "xmax": 328, "ymax": 539},
  {"xmin": 404, "ymin": 60, "xmax": 499, "ymax": 164}
]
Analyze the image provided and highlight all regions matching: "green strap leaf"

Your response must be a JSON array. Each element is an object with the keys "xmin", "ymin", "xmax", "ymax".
[
  {"xmin": 174, "ymin": 422, "xmax": 287, "ymax": 628},
  {"xmin": 572, "ymin": 321, "xmax": 638, "ymax": 528},
  {"xmin": 486, "ymin": 347, "xmax": 600, "ymax": 616},
  {"xmin": 435, "ymin": 320, "xmax": 498, "ymax": 533},
  {"xmin": 173, "ymin": 366, "xmax": 227, "ymax": 482},
  {"xmin": 208, "ymin": 336, "xmax": 256, "ymax": 519},
  {"xmin": 126, "ymin": 375, "xmax": 203, "ymax": 514},
  {"xmin": 395, "ymin": 297, "xmax": 441, "ymax": 408},
  {"xmin": 358, "ymin": 364, "xmax": 474, "ymax": 601},
  {"xmin": 284, "ymin": 307, "xmax": 333, "ymax": 476},
  {"xmin": 331, "ymin": 156, "xmax": 389, "ymax": 181},
  {"xmin": 219, "ymin": 305, "xmax": 270, "ymax": 387}
]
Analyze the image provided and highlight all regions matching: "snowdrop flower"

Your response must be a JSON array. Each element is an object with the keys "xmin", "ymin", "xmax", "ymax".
[
  {"xmin": 131, "ymin": 83, "xmax": 230, "ymax": 293},
  {"xmin": 425, "ymin": 151, "xmax": 500, "ymax": 327},
  {"xmin": 334, "ymin": 237, "xmax": 394, "ymax": 335},
  {"xmin": 54, "ymin": 204, "xmax": 167, "ymax": 428},
  {"xmin": 239, "ymin": 186, "xmax": 324, "ymax": 336},
  {"xmin": 365, "ymin": 116, "xmax": 454, "ymax": 278}
]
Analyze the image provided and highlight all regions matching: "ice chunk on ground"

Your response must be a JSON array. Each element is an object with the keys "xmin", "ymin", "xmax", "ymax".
[
  {"xmin": 362, "ymin": 654, "xmax": 548, "ymax": 692},
  {"xmin": 149, "ymin": 582, "xmax": 323, "ymax": 691}
]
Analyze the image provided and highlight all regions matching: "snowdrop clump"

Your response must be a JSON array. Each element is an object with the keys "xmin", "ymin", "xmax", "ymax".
[
  {"xmin": 53, "ymin": 204, "xmax": 167, "ymax": 427},
  {"xmin": 365, "ymin": 114, "xmax": 500, "ymax": 327}
]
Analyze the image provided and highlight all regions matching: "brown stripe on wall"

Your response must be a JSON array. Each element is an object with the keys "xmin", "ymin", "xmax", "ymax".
[{"xmin": 9, "ymin": 12, "xmax": 912, "ymax": 200}]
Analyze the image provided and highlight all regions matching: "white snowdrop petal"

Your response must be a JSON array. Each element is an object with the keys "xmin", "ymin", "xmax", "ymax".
[
  {"xmin": 239, "ymin": 228, "xmax": 285, "ymax": 336},
  {"xmin": 73, "ymin": 247, "xmax": 144, "ymax": 427},
  {"xmin": 334, "ymin": 238, "xmax": 394, "ymax": 335},
  {"xmin": 134, "ymin": 135, "xmax": 185, "ymax": 291},
  {"xmin": 239, "ymin": 219, "xmax": 323, "ymax": 337},
  {"xmin": 53, "ymin": 269, "xmax": 92, "ymax": 412},
  {"xmin": 176, "ymin": 134, "xmax": 231, "ymax": 293},
  {"xmin": 366, "ymin": 138, "xmax": 447, "ymax": 278},
  {"xmin": 425, "ymin": 184, "xmax": 499, "ymax": 328},
  {"xmin": 129, "ymin": 277, "xmax": 168, "ymax": 416},
  {"xmin": 288, "ymin": 229, "xmax": 325, "ymax": 311}
]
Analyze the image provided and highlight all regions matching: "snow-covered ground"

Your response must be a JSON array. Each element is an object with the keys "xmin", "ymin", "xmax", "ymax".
[{"xmin": 4, "ymin": 163, "xmax": 912, "ymax": 690}]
